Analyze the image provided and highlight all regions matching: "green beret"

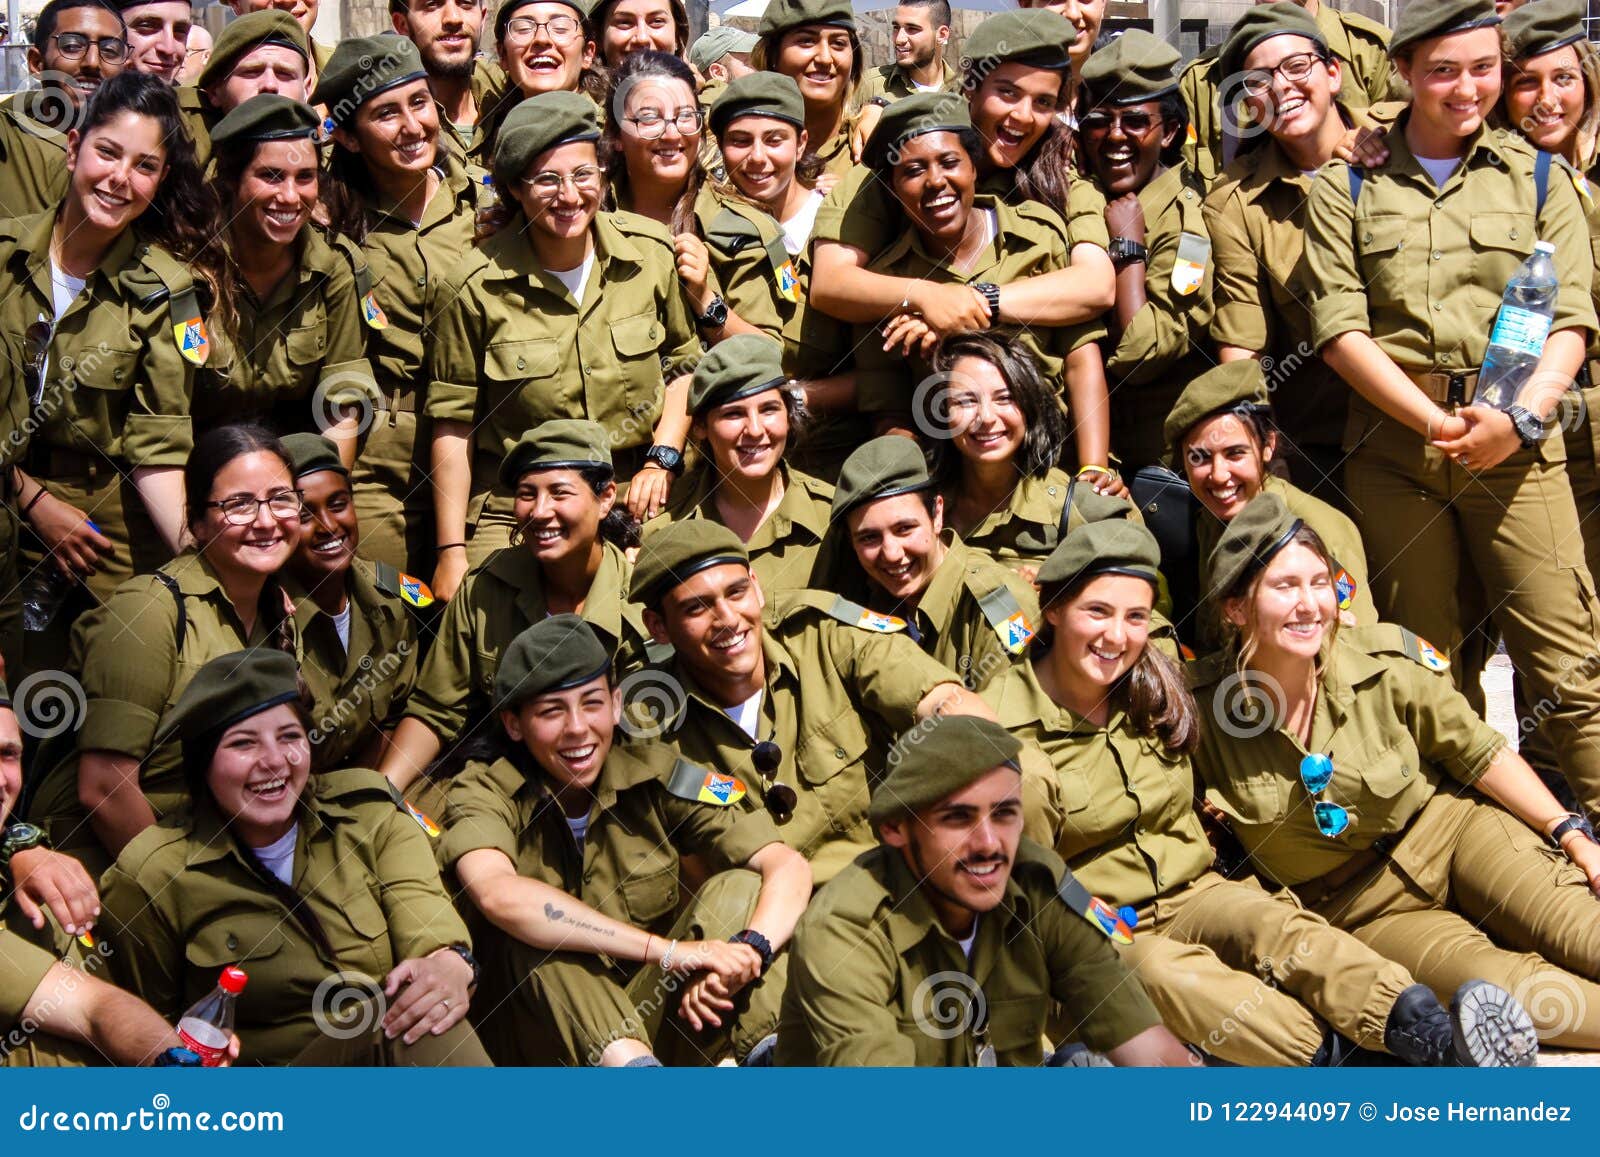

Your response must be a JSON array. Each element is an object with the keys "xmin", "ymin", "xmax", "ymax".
[
  {"xmin": 709, "ymin": 70, "xmax": 805, "ymax": 138},
  {"xmin": 1079, "ymin": 29, "xmax": 1180, "ymax": 105},
  {"xmin": 863, "ymin": 90, "xmax": 972, "ymax": 170},
  {"xmin": 1207, "ymin": 492, "xmax": 1304, "ymax": 602},
  {"xmin": 496, "ymin": 0, "xmax": 592, "ymax": 40},
  {"xmin": 209, "ymin": 93, "xmax": 320, "ymax": 149},
  {"xmin": 312, "ymin": 35, "xmax": 429, "ymax": 124},
  {"xmin": 869, "ymin": 714, "xmax": 1023, "ymax": 823},
  {"xmin": 1036, "ymin": 520, "xmax": 1160, "ymax": 591},
  {"xmin": 1219, "ymin": 2, "xmax": 1326, "ymax": 83},
  {"xmin": 198, "ymin": 10, "xmax": 307, "ymax": 91},
  {"xmin": 158, "ymin": 649, "xmax": 302, "ymax": 746},
  {"xmin": 630, "ymin": 520, "xmax": 751, "ymax": 607},
  {"xmin": 281, "ymin": 432, "xmax": 348, "ymax": 480},
  {"xmin": 831, "ymin": 436, "xmax": 934, "ymax": 519},
  {"xmin": 962, "ymin": 9, "xmax": 1075, "ymax": 75},
  {"xmin": 690, "ymin": 25, "xmax": 758, "ymax": 72},
  {"xmin": 1390, "ymin": 0, "xmax": 1500, "ymax": 56},
  {"xmin": 494, "ymin": 90, "xmax": 601, "ymax": 178},
  {"xmin": 758, "ymin": 0, "xmax": 854, "ymax": 39},
  {"xmin": 493, "ymin": 615, "xmax": 612, "ymax": 706},
  {"xmin": 690, "ymin": 334, "xmax": 788, "ymax": 415},
  {"xmin": 1503, "ymin": 0, "xmax": 1587, "ymax": 60},
  {"xmin": 1162, "ymin": 361, "xmax": 1272, "ymax": 462},
  {"xmin": 498, "ymin": 419, "xmax": 613, "ymax": 490}
]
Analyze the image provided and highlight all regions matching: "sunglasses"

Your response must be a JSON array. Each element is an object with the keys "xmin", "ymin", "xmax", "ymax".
[
  {"xmin": 751, "ymin": 740, "xmax": 795, "ymax": 823},
  {"xmin": 1299, "ymin": 753, "xmax": 1349, "ymax": 838},
  {"xmin": 24, "ymin": 318, "xmax": 51, "ymax": 405}
]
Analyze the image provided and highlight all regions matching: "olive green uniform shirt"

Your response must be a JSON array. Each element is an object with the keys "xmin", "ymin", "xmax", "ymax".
[
  {"xmin": 947, "ymin": 466, "xmax": 1139, "ymax": 571},
  {"xmin": 853, "ymin": 59, "xmax": 961, "ymax": 105},
  {"xmin": 1303, "ymin": 117, "xmax": 1598, "ymax": 374},
  {"xmin": 194, "ymin": 227, "xmax": 376, "ymax": 433},
  {"xmin": 633, "ymin": 589, "xmax": 961, "ymax": 885},
  {"xmin": 0, "ymin": 902, "xmax": 54, "ymax": 1042},
  {"xmin": 0, "ymin": 211, "xmax": 197, "ymax": 472},
  {"xmin": 100, "ymin": 770, "xmax": 470, "ymax": 1066},
  {"xmin": 660, "ymin": 462, "xmax": 837, "ymax": 594},
  {"xmin": 854, "ymin": 196, "xmax": 1102, "ymax": 411},
  {"xmin": 0, "ymin": 94, "xmax": 67, "ymax": 219},
  {"xmin": 1203, "ymin": 130, "xmax": 1358, "ymax": 451},
  {"xmin": 291, "ymin": 559, "xmax": 420, "ymax": 772},
  {"xmin": 1189, "ymin": 625, "xmax": 1504, "ymax": 891},
  {"xmin": 776, "ymin": 840, "xmax": 1162, "ymax": 1065},
  {"xmin": 426, "ymin": 210, "xmax": 701, "ymax": 494},
  {"xmin": 694, "ymin": 187, "xmax": 806, "ymax": 353},
  {"xmin": 985, "ymin": 660, "xmax": 1213, "ymax": 909},
  {"xmin": 405, "ymin": 541, "xmax": 652, "ymax": 742}
]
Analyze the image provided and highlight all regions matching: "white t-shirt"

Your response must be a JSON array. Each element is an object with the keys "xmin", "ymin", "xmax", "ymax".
[
  {"xmin": 724, "ymin": 689, "xmax": 764, "ymax": 740},
  {"xmin": 1414, "ymin": 154, "xmax": 1463, "ymax": 188},
  {"xmin": 911, "ymin": 78, "xmax": 943, "ymax": 93},
  {"xmin": 781, "ymin": 190, "xmax": 825, "ymax": 258},
  {"xmin": 329, "ymin": 603, "xmax": 352, "ymax": 652},
  {"xmin": 49, "ymin": 261, "xmax": 85, "ymax": 322},
  {"xmin": 253, "ymin": 825, "xmax": 298, "ymax": 886},
  {"xmin": 547, "ymin": 251, "xmax": 595, "ymax": 305}
]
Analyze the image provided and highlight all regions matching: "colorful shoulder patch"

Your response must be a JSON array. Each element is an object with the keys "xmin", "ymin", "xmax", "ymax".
[
  {"xmin": 1171, "ymin": 231, "xmax": 1210, "ymax": 297},
  {"xmin": 1333, "ymin": 565, "xmax": 1357, "ymax": 612},
  {"xmin": 826, "ymin": 595, "xmax": 906, "ymax": 633},
  {"xmin": 173, "ymin": 316, "xmax": 209, "ymax": 365},
  {"xmin": 978, "ymin": 586, "xmax": 1035, "ymax": 656},
  {"xmin": 775, "ymin": 259, "xmax": 801, "ymax": 304},
  {"xmin": 665, "ymin": 759, "xmax": 747, "ymax": 806},
  {"xmin": 399, "ymin": 573, "xmax": 434, "ymax": 608},
  {"xmin": 404, "ymin": 800, "xmax": 441, "ymax": 838},
  {"xmin": 361, "ymin": 291, "xmax": 389, "ymax": 330},
  {"xmin": 1574, "ymin": 167, "xmax": 1592, "ymax": 204},
  {"xmin": 1056, "ymin": 868, "xmax": 1138, "ymax": 944},
  {"xmin": 1401, "ymin": 629, "xmax": 1451, "ymax": 673}
]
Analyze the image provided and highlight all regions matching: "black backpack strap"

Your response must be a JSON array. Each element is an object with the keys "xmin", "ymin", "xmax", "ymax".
[
  {"xmin": 153, "ymin": 571, "xmax": 186, "ymax": 654},
  {"xmin": 1056, "ymin": 474, "xmax": 1079, "ymax": 545}
]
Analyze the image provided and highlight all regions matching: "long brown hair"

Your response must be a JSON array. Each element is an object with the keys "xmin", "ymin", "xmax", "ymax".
[{"xmin": 602, "ymin": 50, "xmax": 704, "ymax": 234}]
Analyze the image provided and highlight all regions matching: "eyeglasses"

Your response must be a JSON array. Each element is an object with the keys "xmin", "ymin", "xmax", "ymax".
[
  {"xmin": 49, "ymin": 32, "xmax": 128, "ymax": 61},
  {"xmin": 751, "ymin": 740, "xmax": 796, "ymax": 822},
  {"xmin": 522, "ymin": 165, "xmax": 603, "ymax": 194},
  {"xmin": 1078, "ymin": 109, "xmax": 1159, "ymax": 136},
  {"xmin": 1298, "ymin": 752, "xmax": 1350, "ymax": 838},
  {"xmin": 1239, "ymin": 51, "xmax": 1325, "ymax": 97},
  {"xmin": 204, "ymin": 489, "xmax": 305, "ymax": 525},
  {"xmin": 626, "ymin": 109, "xmax": 704, "ymax": 140},
  {"xmin": 504, "ymin": 14, "xmax": 581, "ymax": 41},
  {"xmin": 23, "ymin": 318, "xmax": 51, "ymax": 404}
]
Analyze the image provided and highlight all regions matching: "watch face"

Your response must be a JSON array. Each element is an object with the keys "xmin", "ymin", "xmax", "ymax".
[{"xmin": 4, "ymin": 822, "xmax": 42, "ymax": 844}]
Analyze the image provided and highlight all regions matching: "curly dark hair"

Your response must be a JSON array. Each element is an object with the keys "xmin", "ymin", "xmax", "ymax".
[
  {"xmin": 926, "ymin": 330, "xmax": 1071, "ymax": 488},
  {"xmin": 601, "ymin": 50, "xmax": 704, "ymax": 234}
]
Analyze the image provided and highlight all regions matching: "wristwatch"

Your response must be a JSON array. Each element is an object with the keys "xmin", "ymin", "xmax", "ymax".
[
  {"xmin": 1547, "ymin": 812, "xmax": 1595, "ymax": 849},
  {"xmin": 694, "ymin": 295, "xmax": 729, "ymax": 329},
  {"xmin": 644, "ymin": 444, "xmax": 685, "ymax": 476},
  {"xmin": 729, "ymin": 929, "xmax": 776, "ymax": 975},
  {"xmin": 1107, "ymin": 237, "xmax": 1148, "ymax": 269},
  {"xmin": 0, "ymin": 822, "xmax": 50, "ymax": 880},
  {"xmin": 444, "ymin": 943, "xmax": 481, "ymax": 989},
  {"xmin": 972, "ymin": 281, "xmax": 1001, "ymax": 326},
  {"xmin": 1506, "ymin": 404, "xmax": 1544, "ymax": 450}
]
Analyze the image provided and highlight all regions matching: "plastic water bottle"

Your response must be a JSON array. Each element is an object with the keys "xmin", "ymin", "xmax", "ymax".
[
  {"xmin": 176, "ymin": 966, "xmax": 246, "ymax": 1066},
  {"xmin": 1474, "ymin": 241, "xmax": 1559, "ymax": 410},
  {"xmin": 20, "ymin": 519, "xmax": 99, "ymax": 632}
]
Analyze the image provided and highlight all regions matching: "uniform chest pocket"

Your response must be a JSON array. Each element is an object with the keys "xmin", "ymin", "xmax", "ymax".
[
  {"xmin": 1351, "ymin": 741, "xmax": 1419, "ymax": 801},
  {"xmin": 337, "ymin": 878, "xmax": 391, "ymax": 942},
  {"xmin": 1202, "ymin": 766, "xmax": 1288, "ymax": 827},
  {"xmin": 1470, "ymin": 212, "xmax": 1538, "ymax": 311},
  {"xmin": 610, "ymin": 311, "xmax": 664, "ymax": 360},
  {"xmin": 1354, "ymin": 213, "xmax": 1411, "ymax": 303},
  {"xmin": 985, "ymin": 993, "xmax": 1048, "ymax": 1063},
  {"xmin": 484, "ymin": 337, "xmax": 560, "ymax": 382},
  {"xmin": 186, "ymin": 917, "xmax": 288, "ymax": 971},
  {"xmin": 795, "ymin": 713, "xmax": 872, "ymax": 838},
  {"xmin": 285, "ymin": 323, "xmax": 328, "ymax": 367},
  {"xmin": 615, "ymin": 858, "xmax": 680, "ymax": 929},
  {"xmin": 66, "ymin": 345, "xmax": 139, "ymax": 392}
]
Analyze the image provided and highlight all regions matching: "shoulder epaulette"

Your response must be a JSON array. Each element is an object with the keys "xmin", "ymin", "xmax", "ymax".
[
  {"xmin": 1034, "ymin": 846, "xmax": 1137, "ymax": 944},
  {"xmin": 975, "ymin": 584, "xmax": 1035, "ymax": 655},
  {"xmin": 805, "ymin": 592, "xmax": 907, "ymax": 633},
  {"xmin": 372, "ymin": 559, "xmax": 435, "ymax": 609},
  {"xmin": 132, "ymin": 246, "xmax": 209, "ymax": 366},
  {"xmin": 1338, "ymin": 9, "xmax": 1391, "ymax": 42},
  {"xmin": 1346, "ymin": 623, "xmax": 1451, "ymax": 673},
  {"xmin": 322, "ymin": 769, "xmax": 442, "ymax": 838},
  {"xmin": 663, "ymin": 758, "xmax": 748, "ymax": 806},
  {"xmin": 326, "ymin": 230, "xmax": 388, "ymax": 330},
  {"xmin": 608, "ymin": 208, "xmax": 675, "ymax": 246}
]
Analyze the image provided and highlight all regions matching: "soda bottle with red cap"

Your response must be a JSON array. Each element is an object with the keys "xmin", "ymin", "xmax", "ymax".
[{"xmin": 177, "ymin": 966, "xmax": 247, "ymax": 1066}]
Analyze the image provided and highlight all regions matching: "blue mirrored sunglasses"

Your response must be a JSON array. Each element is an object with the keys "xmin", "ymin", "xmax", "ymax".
[{"xmin": 1298, "ymin": 753, "xmax": 1350, "ymax": 838}]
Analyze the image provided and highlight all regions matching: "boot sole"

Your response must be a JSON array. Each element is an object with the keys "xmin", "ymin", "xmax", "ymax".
[{"xmin": 1452, "ymin": 981, "xmax": 1539, "ymax": 1067}]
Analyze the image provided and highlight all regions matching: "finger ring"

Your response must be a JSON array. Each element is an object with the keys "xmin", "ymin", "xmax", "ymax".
[{"xmin": 440, "ymin": 999, "xmax": 450, "ymax": 1010}]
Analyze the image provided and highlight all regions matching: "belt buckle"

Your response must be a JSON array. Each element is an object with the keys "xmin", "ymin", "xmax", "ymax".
[{"xmin": 1446, "ymin": 373, "xmax": 1469, "ymax": 408}]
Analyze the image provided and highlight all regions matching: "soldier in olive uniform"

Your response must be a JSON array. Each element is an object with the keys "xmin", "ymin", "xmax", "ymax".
[
  {"xmin": 440, "ymin": 617, "xmax": 811, "ymax": 1066},
  {"xmin": 830, "ymin": 437, "xmax": 1041, "ymax": 692},
  {"xmin": 99, "ymin": 650, "xmax": 491, "ymax": 1066},
  {"xmin": 317, "ymin": 36, "xmax": 493, "ymax": 578},
  {"xmin": 658, "ymin": 335, "xmax": 837, "ymax": 596},
  {"xmin": 1192, "ymin": 495, "xmax": 1600, "ymax": 1049},
  {"xmin": 750, "ymin": 0, "xmax": 860, "ymax": 182},
  {"xmin": 690, "ymin": 25, "xmax": 755, "ymax": 107},
  {"xmin": 426, "ymin": 91, "xmax": 699, "ymax": 596},
  {"xmin": 378, "ymin": 422, "xmax": 652, "ymax": 800},
  {"xmin": 1203, "ymin": 4, "xmax": 1382, "ymax": 504},
  {"xmin": 197, "ymin": 96, "xmax": 377, "ymax": 437},
  {"xmin": 280, "ymin": 434, "xmax": 422, "ymax": 773},
  {"xmin": 776, "ymin": 713, "xmax": 1192, "ymax": 1067},
  {"xmin": 994, "ymin": 518, "xmax": 1539, "ymax": 1067},
  {"xmin": 183, "ymin": 9, "xmax": 310, "ymax": 152},
  {"xmin": 1077, "ymin": 31, "xmax": 1214, "ymax": 472},
  {"xmin": 1302, "ymin": 0, "xmax": 1600, "ymax": 820},
  {"xmin": 470, "ymin": 0, "xmax": 602, "ymax": 163},
  {"xmin": 1164, "ymin": 360, "xmax": 1376, "ymax": 651},
  {"xmin": 1181, "ymin": 0, "xmax": 1397, "ymax": 189},
  {"xmin": 626, "ymin": 519, "xmax": 996, "ymax": 887}
]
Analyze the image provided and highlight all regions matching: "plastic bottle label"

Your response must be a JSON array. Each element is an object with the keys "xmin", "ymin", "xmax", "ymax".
[
  {"xmin": 177, "ymin": 1017, "xmax": 230, "ymax": 1066},
  {"xmin": 1489, "ymin": 305, "xmax": 1553, "ymax": 357}
]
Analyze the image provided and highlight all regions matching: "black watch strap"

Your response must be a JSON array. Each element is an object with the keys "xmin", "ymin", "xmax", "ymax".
[
  {"xmin": 1108, "ymin": 237, "xmax": 1148, "ymax": 268},
  {"xmin": 1506, "ymin": 405, "xmax": 1543, "ymax": 449},
  {"xmin": 445, "ymin": 943, "xmax": 481, "ymax": 989},
  {"xmin": 644, "ymin": 444, "xmax": 685, "ymax": 476},
  {"xmin": 1548, "ymin": 813, "xmax": 1595, "ymax": 848},
  {"xmin": 973, "ymin": 281, "xmax": 1001, "ymax": 325},
  {"xmin": 729, "ymin": 929, "xmax": 776, "ymax": 974}
]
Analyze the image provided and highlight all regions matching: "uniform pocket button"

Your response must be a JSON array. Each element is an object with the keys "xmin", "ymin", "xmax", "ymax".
[
  {"xmin": 1509, "ymin": 229, "xmax": 1520, "ymax": 240},
  {"xmin": 226, "ymin": 934, "xmax": 239, "ymax": 951},
  {"xmin": 516, "ymin": 357, "xmax": 526, "ymax": 370},
  {"xmin": 833, "ymin": 747, "xmax": 845, "ymax": 759}
]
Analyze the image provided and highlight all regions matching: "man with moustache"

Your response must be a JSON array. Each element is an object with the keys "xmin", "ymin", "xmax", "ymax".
[{"xmin": 392, "ymin": 0, "xmax": 503, "ymax": 151}]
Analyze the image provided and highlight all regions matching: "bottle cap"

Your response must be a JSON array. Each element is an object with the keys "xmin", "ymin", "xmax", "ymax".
[
  {"xmin": 1534, "ymin": 240, "xmax": 1556, "ymax": 254},
  {"xmin": 219, "ymin": 966, "xmax": 249, "ymax": 995}
]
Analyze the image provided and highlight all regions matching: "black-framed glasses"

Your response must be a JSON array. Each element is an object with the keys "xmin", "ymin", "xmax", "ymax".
[
  {"xmin": 751, "ymin": 740, "xmax": 795, "ymax": 822},
  {"xmin": 204, "ymin": 489, "xmax": 305, "ymax": 526},
  {"xmin": 626, "ymin": 108, "xmax": 704, "ymax": 140},
  {"xmin": 1239, "ymin": 51, "xmax": 1324, "ymax": 97},
  {"xmin": 49, "ymin": 32, "xmax": 128, "ymax": 61},
  {"xmin": 1298, "ymin": 752, "xmax": 1350, "ymax": 838},
  {"xmin": 504, "ymin": 14, "xmax": 581, "ymax": 40},
  {"xmin": 1079, "ymin": 109, "xmax": 1158, "ymax": 136}
]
